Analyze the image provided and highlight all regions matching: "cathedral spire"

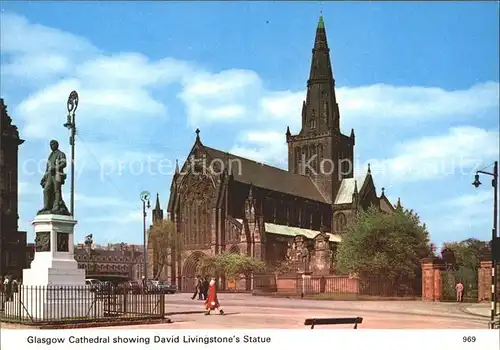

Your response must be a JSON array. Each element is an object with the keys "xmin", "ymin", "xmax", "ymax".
[{"xmin": 301, "ymin": 15, "xmax": 339, "ymax": 134}]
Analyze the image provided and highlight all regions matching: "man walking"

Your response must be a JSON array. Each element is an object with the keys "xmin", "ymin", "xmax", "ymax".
[
  {"xmin": 201, "ymin": 277, "xmax": 209, "ymax": 300},
  {"xmin": 191, "ymin": 275, "xmax": 202, "ymax": 300},
  {"xmin": 456, "ymin": 280, "xmax": 464, "ymax": 302}
]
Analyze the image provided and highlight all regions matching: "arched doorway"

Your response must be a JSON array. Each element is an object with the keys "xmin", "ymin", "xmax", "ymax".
[{"xmin": 181, "ymin": 251, "xmax": 207, "ymax": 292}]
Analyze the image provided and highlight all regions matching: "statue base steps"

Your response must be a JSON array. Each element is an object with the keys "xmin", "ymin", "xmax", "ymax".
[{"xmin": 24, "ymin": 214, "xmax": 85, "ymax": 286}]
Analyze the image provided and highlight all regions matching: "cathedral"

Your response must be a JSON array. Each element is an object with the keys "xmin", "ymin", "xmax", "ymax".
[{"xmin": 150, "ymin": 16, "xmax": 395, "ymax": 290}]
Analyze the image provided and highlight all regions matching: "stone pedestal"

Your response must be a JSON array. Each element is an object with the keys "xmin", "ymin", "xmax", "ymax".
[
  {"xmin": 23, "ymin": 214, "xmax": 85, "ymax": 286},
  {"xmin": 3, "ymin": 214, "xmax": 103, "ymax": 320}
]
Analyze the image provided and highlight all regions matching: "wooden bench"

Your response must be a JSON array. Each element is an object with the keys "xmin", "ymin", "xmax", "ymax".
[{"xmin": 304, "ymin": 317, "xmax": 363, "ymax": 329}]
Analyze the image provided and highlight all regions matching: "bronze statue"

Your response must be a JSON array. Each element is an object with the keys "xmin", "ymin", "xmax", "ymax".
[{"xmin": 38, "ymin": 140, "xmax": 70, "ymax": 215}]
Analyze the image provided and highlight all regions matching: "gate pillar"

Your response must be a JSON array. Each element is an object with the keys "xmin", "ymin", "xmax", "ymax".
[
  {"xmin": 478, "ymin": 260, "xmax": 500, "ymax": 302},
  {"xmin": 421, "ymin": 258, "xmax": 444, "ymax": 302}
]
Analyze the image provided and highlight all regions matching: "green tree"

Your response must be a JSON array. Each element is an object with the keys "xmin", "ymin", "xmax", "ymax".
[
  {"xmin": 440, "ymin": 238, "xmax": 489, "ymax": 300},
  {"xmin": 199, "ymin": 253, "xmax": 267, "ymax": 279},
  {"xmin": 443, "ymin": 238, "xmax": 490, "ymax": 271},
  {"xmin": 335, "ymin": 205, "xmax": 433, "ymax": 295},
  {"xmin": 148, "ymin": 219, "xmax": 184, "ymax": 280}
]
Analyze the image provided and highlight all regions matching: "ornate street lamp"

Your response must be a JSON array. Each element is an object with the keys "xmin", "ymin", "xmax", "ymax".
[
  {"xmin": 64, "ymin": 91, "xmax": 79, "ymax": 216},
  {"xmin": 140, "ymin": 191, "xmax": 151, "ymax": 282},
  {"xmin": 472, "ymin": 161, "xmax": 498, "ymax": 325}
]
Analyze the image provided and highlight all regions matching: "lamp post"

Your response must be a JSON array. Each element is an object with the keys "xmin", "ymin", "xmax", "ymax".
[
  {"xmin": 84, "ymin": 234, "xmax": 93, "ymax": 276},
  {"xmin": 472, "ymin": 161, "xmax": 498, "ymax": 324},
  {"xmin": 64, "ymin": 91, "xmax": 79, "ymax": 216},
  {"xmin": 140, "ymin": 191, "xmax": 151, "ymax": 281}
]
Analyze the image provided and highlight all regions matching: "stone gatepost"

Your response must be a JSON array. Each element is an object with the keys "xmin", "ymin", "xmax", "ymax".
[
  {"xmin": 478, "ymin": 260, "xmax": 499, "ymax": 302},
  {"xmin": 421, "ymin": 257, "xmax": 444, "ymax": 301}
]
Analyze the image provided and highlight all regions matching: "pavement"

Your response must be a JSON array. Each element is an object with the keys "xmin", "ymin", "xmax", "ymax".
[{"xmin": 101, "ymin": 293, "xmax": 490, "ymax": 329}]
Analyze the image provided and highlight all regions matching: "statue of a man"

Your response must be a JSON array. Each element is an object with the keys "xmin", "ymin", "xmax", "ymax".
[{"xmin": 38, "ymin": 140, "xmax": 70, "ymax": 215}]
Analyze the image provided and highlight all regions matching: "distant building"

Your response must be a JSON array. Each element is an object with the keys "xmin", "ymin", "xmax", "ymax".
[
  {"xmin": 0, "ymin": 98, "xmax": 27, "ymax": 279},
  {"xmin": 74, "ymin": 243, "xmax": 143, "ymax": 281}
]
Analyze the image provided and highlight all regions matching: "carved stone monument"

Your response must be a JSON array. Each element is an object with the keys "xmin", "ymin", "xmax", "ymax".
[{"xmin": 311, "ymin": 229, "xmax": 332, "ymax": 275}]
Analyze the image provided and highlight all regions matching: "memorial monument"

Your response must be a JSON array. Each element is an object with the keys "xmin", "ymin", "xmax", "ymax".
[
  {"xmin": 23, "ymin": 139, "xmax": 85, "ymax": 286},
  {"xmin": 4, "ymin": 92, "xmax": 102, "ymax": 319}
]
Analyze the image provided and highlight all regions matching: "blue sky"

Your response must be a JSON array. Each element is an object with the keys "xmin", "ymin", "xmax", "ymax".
[{"xmin": 1, "ymin": 2, "xmax": 498, "ymax": 249}]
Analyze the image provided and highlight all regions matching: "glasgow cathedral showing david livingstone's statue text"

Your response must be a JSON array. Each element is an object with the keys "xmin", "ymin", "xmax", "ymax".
[{"xmin": 149, "ymin": 16, "xmax": 396, "ymax": 291}]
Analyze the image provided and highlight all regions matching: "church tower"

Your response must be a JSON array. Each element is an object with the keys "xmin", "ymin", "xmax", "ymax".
[{"xmin": 287, "ymin": 15, "xmax": 355, "ymax": 204}]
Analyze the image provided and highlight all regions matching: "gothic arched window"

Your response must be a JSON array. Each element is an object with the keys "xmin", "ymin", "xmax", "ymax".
[{"xmin": 334, "ymin": 213, "xmax": 347, "ymax": 232}]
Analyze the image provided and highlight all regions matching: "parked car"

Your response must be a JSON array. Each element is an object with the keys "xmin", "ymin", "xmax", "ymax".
[
  {"xmin": 85, "ymin": 278, "xmax": 101, "ymax": 292},
  {"xmin": 146, "ymin": 280, "xmax": 176, "ymax": 294}
]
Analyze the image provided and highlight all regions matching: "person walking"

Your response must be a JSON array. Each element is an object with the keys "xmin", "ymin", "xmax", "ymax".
[
  {"xmin": 204, "ymin": 278, "xmax": 224, "ymax": 315},
  {"xmin": 191, "ymin": 275, "xmax": 202, "ymax": 300},
  {"xmin": 201, "ymin": 277, "xmax": 209, "ymax": 300},
  {"xmin": 456, "ymin": 280, "xmax": 464, "ymax": 302}
]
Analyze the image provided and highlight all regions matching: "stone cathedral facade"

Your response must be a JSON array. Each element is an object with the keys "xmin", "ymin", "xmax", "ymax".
[{"xmin": 150, "ymin": 16, "xmax": 395, "ymax": 290}]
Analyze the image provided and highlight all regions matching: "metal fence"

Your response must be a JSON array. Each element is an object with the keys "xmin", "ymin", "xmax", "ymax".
[{"xmin": 0, "ymin": 285, "xmax": 165, "ymax": 324}]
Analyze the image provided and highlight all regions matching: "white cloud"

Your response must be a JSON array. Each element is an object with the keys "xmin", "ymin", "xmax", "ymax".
[
  {"xmin": 336, "ymin": 82, "xmax": 499, "ymax": 120},
  {"xmin": 230, "ymin": 131, "xmax": 288, "ymax": 166},
  {"xmin": 0, "ymin": 12, "xmax": 97, "ymax": 82},
  {"xmin": 368, "ymin": 126, "xmax": 499, "ymax": 183},
  {"xmin": 430, "ymin": 190, "xmax": 497, "ymax": 240}
]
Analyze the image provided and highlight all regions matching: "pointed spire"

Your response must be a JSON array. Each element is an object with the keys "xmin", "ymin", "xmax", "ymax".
[
  {"xmin": 396, "ymin": 197, "xmax": 402, "ymax": 209},
  {"xmin": 353, "ymin": 180, "xmax": 358, "ymax": 194},
  {"xmin": 381, "ymin": 187, "xmax": 385, "ymax": 196},
  {"xmin": 286, "ymin": 126, "xmax": 291, "ymax": 137},
  {"xmin": 175, "ymin": 159, "xmax": 179, "ymax": 174},
  {"xmin": 155, "ymin": 193, "xmax": 161, "ymax": 211},
  {"xmin": 367, "ymin": 163, "xmax": 371, "ymax": 174},
  {"xmin": 248, "ymin": 184, "xmax": 253, "ymax": 200},
  {"xmin": 317, "ymin": 14, "xmax": 325, "ymax": 29},
  {"xmin": 313, "ymin": 14, "xmax": 328, "ymax": 50},
  {"xmin": 301, "ymin": 15, "xmax": 339, "ymax": 134}
]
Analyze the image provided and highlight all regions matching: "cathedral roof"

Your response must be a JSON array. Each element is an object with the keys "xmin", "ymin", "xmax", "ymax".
[
  {"xmin": 334, "ymin": 175, "xmax": 368, "ymax": 204},
  {"xmin": 203, "ymin": 146, "xmax": 328, "ymax": 203}
]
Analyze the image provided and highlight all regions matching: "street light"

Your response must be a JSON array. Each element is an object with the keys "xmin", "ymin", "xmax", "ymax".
[
  {"xmin": 64, "ymin": 91, "xmax": 79, "ymax": 216},
  {"xmin": 472, "ymin": 161, "xmax": 498, "ymax": 325},
  {"xmin": 140, "ymin": 191, "xmax": 151, "ymax": 282}
]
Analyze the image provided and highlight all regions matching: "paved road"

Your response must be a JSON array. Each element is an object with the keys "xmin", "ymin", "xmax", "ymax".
[{"xmin": 105, "ymin": 293, "xmax": 489, "ymax": 329}]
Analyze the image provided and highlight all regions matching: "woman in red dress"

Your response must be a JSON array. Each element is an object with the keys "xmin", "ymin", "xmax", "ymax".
[{"xmin": 204, "ymin": 278, "xmax": 224, "ymax": 315}]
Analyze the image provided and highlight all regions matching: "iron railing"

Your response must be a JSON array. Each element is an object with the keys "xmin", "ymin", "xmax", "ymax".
[{"xmin": 0, "ymin": 285, "xmax": 165, "ymax": 324}]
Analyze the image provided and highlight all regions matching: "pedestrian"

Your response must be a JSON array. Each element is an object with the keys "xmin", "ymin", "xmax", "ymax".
[
  {"xmin": 204, "ymin": 278, "xmax": 224, "ymax": 315},
  {"xmin": 456, "ymin": 280, "xmax": 464, "ymax": 302},
  {"xmin": 202, "ymin": 277, "xmax": 209, "ymax": 300},
  {"xmin": 12, "ymin": 278, "xmax": 18, "ymax": 294},
  {"xmin": 191, "ymin": 275, "xmax": 202, "ymax": 300},
  {"xmin": 4, "ymin": 276, "xmax": 12, "ymax": 302}
]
